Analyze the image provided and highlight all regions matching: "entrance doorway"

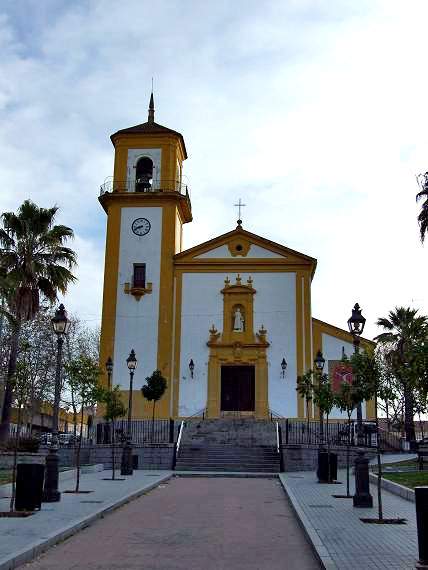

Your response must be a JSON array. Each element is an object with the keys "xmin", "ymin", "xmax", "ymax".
[{"xmin": 220, "ymin": 366, "xmax": 255, "ymax": 412}]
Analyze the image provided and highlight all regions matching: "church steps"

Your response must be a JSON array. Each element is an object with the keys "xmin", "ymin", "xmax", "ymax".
[{"xmin": 174, "ymin": 418, "xmax": 281, "ymax": 472}]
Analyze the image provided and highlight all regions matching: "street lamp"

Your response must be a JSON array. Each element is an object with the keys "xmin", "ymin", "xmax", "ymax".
[
  {"xmin": 105, "ymin": 357, "xmax": 113, "ymax": 390},
  {"xmin": 314, "ymin": 350, "xmax": 325, "ymax": 443},
  {"xmin": 347, "ymin": 303, "xmax": 366, "ymax": 445},
  {"xmin": 43, "ymin": 303, "xmax": 70, "ymax": 502},
  {"xmin": 121, "ymin": 349, "xmax": 137, "ymax": 476},
  {"xmin": 105, "ymin": 357, "xmax": 114, "ymax": 443}
]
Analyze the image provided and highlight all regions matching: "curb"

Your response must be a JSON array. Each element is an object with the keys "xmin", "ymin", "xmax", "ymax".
[
  {"xmin": 0, "ymin": 473, "xmax": 172, "ymax": 570},
  {"xmin": 174, "ymin": 471, "xmax": 279, "ymax": 478},
  {"xmin": 278, "ymin": 474, "xmax": 337, "ymax": 570},
  {"xmin": 369, "ymin": 472, "xmax": 415, "ymax": 503}
]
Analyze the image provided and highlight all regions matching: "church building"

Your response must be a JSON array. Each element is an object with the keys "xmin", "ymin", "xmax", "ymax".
[{"xmin": 98, "ymin": 96, "xmax": 374, "ymax": 421}]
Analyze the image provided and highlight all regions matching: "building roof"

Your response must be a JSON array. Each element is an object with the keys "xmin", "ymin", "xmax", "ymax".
[{"xmin": 110, "ymin": 93, "xmax": 187, "ymax": 158}]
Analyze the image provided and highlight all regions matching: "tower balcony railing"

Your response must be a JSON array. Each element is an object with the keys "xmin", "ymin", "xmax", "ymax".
[{"xmin": 99, "ymin": 179, "xmax": 190, "ymax": 198}]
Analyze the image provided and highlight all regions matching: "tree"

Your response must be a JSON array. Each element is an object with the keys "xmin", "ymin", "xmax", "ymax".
[
  {"xmin": 296, "ymin": 371, "xmax": 313, "ymax": 439},
  {"xmin": 102, "ymin": 386, "xmax": 126, "ymax": 480},
  {"xmin": 334, "ymin": 356, "xmax": 372, "ymax": 499},
  {"xmin": 416, "ymin": 172, "xmax": 428, "ymax": 243},
  {"xmin": 313, "ymin": 376, "xmax": 335, "ymax": 481},
  {"xmin": 375, "ymin": 307, "xmax": 428, "ymax": 445},
  {"xmin": 141, "ymin": 370, "xmax": 167, "ymax": 441},
  {"xmin": 64, "ymin": 355, "xmax": 102, "ymax": 492},
  {"xmin": 0, "ymin": 200, "xmax": 76, "ymax": 442}
]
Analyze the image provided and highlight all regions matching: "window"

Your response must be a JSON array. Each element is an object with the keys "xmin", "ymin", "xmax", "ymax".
[
  {"xmin": 135, "ymin": 157, "xmax": 153, "ymax": 192},
  {"xmin": 133, "ymin": 264, "xmax": 146, "ymax": 288}
]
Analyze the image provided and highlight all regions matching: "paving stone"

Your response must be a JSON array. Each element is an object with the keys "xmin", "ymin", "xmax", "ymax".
[{"xmin": 280, "ymin": 459, "xmax": 419, "ymax": 570}]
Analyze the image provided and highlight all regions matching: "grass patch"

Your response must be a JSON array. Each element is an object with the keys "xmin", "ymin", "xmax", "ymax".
[
  {"xmin": 383, "ymin": 471, "xmax": 428, "ymax": 489},
  {"xmin": 0, "ymin": 471, "xmax": 12, "ymax": 485}
]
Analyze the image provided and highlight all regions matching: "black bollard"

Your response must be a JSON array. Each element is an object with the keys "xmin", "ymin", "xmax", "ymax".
[
  {"xmin": 415, "ymin": 487, "xmax": 428, "ymax": 566},
  {"xmin": 353, "ymin": 450, "xmax": 373, "ymax": 508}
]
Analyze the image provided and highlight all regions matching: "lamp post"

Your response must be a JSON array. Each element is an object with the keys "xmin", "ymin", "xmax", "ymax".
[
  {"xmin": 121, "ymin": 349, "xmax": 137, "ymax": 476},
  {"xmin": 105, "ymin": 357, "xmax": 113, "ymax": 443},
  {"xmin": 189, "ymin": 359, "xmax": 195, "ymax": 379},
  {"xmin": 106, "ymin": 357, "xmax": 113, "ymax": 391},
  {"xmin": 347, "ymin": 303, "xmax": 366, "ymax": 446},
  {"xmin": 314, "ymin": 350, "xmax": 326, "ymax": 444},
  {"xmin": 43, "ymin": 304, "xmax": 70, "ymax": 502},
  {"xmin": 281, "ymin": 358, "xmax": 287, "ymax": 379}
]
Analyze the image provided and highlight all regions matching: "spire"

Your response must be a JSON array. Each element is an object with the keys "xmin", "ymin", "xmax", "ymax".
[{"xmin": 148, "ymin": 91, "xmax": 155, "ymax": 123}]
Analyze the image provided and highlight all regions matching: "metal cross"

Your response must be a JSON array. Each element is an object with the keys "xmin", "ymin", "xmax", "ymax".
[{"xmin": 234, "ymin": 198, "xmax": 246, "ymax": 222}]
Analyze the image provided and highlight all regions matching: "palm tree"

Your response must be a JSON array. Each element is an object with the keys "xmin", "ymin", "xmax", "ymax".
[
  {"xmin": 416, "ymin": 172, "xmax": 428, "ymax": 243},
  {"xmin": 0, "ymin": 200, "xmax": 76, "ymax": 442},
  {"xmin": 374, "ymin": 307, "xmax": 428, "ymax": 444}
]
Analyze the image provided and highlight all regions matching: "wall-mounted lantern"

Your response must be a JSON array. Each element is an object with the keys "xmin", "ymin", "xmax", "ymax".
[
  {"xmin": 281, "ymin": 357, "xmax": 287, "ymax": 378},
  {"xmin": 189, "ymin": 359, "xmax": 195, "ymax": 379}
]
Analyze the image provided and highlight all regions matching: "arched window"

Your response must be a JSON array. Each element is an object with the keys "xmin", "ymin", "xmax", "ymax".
[{"xmin": 135, "ymin": 157, "xmax": 153, "ymax": 192}]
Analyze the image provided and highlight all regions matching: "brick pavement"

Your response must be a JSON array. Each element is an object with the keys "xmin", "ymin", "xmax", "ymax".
[
  {"xmin": 281, "ymin": 469, "xmax": 418, "ymax": 569},
  {"xmin": 0, "ymin": 470, "xmax": 172, "ymax": 570},
  {"xmin": 23, "ymin": 477, "xmax": 320, "ymax": 570}
]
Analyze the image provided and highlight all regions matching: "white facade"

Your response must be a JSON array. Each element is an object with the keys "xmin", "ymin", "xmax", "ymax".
[
  {"xmin": 178, "ymin": 272, "xmax": 297, "ymax": 417},
  {"xmin": 112, "ymin": 206, "xmax": 162, "ymax": 389}
]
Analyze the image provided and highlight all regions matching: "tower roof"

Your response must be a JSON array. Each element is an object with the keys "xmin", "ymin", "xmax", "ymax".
[{"xmin": 110, "ymin": 93, "xmax": 187, "ymax": 158}]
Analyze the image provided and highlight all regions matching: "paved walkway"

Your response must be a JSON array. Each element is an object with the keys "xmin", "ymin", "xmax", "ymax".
[
  {"xmin": 0, "ymin": 470, "xmax": 172, "ymax": 570},
  {"xmin": 281, "ymin": 467, "xmax": 418, "ymax": 569},
  {"xmin": 23, "ymin": 477, "xmax": 320, "ymax": 570}
]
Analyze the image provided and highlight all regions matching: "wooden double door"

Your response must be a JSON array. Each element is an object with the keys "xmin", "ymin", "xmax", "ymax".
[{"xmin": 220, "ymin": 365, "xmax": 255, "ymax": 412}]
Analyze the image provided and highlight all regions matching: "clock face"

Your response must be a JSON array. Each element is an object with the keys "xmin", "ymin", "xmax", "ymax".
[{"xmin": 131, "ymin": 218, "xmax": 151, "ymax": 236}]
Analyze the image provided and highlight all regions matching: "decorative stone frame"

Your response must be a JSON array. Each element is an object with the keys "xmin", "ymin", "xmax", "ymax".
[
  {"xmin": 206, "ymin": 276, "xmax": 270, "ymax": 418},
  {"xmin": 227, "ymin": 237, "xmax": 251, "ymax": 257}
]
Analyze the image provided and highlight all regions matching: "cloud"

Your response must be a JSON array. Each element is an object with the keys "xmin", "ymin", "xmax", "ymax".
[{"xmin": 0, "ymin": 0, "xmax": 427, "ymax": 337}]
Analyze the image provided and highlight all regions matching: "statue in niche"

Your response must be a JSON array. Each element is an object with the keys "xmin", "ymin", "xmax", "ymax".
[{"xmin": 233, "ymin": 307, "xmax": 245, "ymax": 332}]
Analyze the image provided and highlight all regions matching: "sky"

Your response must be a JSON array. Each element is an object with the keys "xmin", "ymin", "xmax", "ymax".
[{"xmin": 0, "ymin": 0, "xmax": 427, "ymax": 340}]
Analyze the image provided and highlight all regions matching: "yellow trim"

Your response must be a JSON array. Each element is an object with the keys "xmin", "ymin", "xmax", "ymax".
[
  {"xmin": 172, "ymin": 273, "xmax": 183, "ymax": 417},
  {"xmin": 98, "ymin": 203, "xmax": 121, "ymax": 396},
  {"xmin": 295, "ymin": 272, "xmax": 304, "ymax": 419}
]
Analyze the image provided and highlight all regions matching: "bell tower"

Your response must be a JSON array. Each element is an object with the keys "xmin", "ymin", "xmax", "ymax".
[{"xmin": 98, "ymin": 94, "xmax": 192, "ymax": 418}]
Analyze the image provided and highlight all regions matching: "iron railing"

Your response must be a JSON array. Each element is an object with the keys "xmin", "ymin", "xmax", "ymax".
[
  {"xmin": 99, "ymin": 179, "xmax": 190, "ymax": 197},
  {"xmin": 90, "ymin": 419, "xmax": 175, "ymax": 445},
  {"xmin": 277, "ymin": 419, "xmax": 379, "ymax": 448}
]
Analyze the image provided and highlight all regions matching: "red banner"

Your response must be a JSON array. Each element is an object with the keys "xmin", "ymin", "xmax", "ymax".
[{"xmin": 329, "ymin": 361, "xmax": 353, "ymax": 393}]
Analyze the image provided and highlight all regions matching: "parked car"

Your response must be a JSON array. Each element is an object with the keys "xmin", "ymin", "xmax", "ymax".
[{"xmin": 58, "ymin": 433, "xmax": 79, "ymax": 446}]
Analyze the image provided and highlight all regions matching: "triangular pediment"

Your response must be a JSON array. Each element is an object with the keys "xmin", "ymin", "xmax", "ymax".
[{"xmin": 174, "ymin": 226, "xmax": 317, "ymax": 275}]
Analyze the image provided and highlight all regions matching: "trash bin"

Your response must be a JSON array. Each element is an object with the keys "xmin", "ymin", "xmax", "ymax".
[
  {"xmin": 132, "ymin": 455, "xmax": 139, "ymax": 470},
  {"xmin": 15, "ymin": 463, "xmax": 45, "ymax": 511},
  {"xmin": 317, "ymin": 450, "xmax": 337, "ymax": 483}
]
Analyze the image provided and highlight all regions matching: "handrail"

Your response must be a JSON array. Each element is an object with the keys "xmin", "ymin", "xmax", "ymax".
[
  {"xmin": 269, "ymin": 408, "xmax": 285, "ymax": 420},
  {"xmin": 99, "ymin": 179, "xmax": 190, "ymax": 197},
  {"xmin": 186, "ymin": 408, "xmax": 207, "ymax": 420},
  {"xmin": 176, "ymin": 421, "xmax": 185, "ymax": 456},
  {"xmin": 276, "ymin": 421, "xmax": 280, "ymax": 454}
]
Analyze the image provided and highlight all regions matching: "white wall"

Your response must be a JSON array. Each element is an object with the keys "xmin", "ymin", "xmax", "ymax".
[
  {"xmin": 113, "ymin": 207, "xmax": 162, "ymax": 390},
  {"xmin": 321, "ymin": 333, "xmax": 366, "ymax": 419},
  {"xmin": 178, "ymin": 272, "xmax": 297, "ymax": 417},
  {"xmin": 195, "ymin": 244, "xmax": 285, "ymax": 259}
]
